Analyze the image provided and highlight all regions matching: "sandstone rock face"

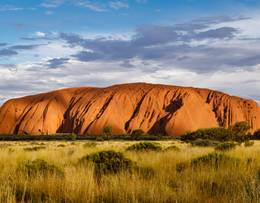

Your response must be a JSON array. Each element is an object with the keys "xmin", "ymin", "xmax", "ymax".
[{"xmin": 0, "ymin": 83, "xmax": 259, "ymax": 136}]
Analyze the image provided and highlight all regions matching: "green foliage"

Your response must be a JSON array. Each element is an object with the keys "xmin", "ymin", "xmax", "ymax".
[
  {"xmin": 181, "ymin": 122, "xmax": 251, "ymax": 142},
  {"xmin": 229, "ymin": 121, "xmax": 250, "ymax": 138},
  {"xmin": 190, "ymin": 153, "xmax": 240, "ymax": 169},
  {"xmin": 190, "ymin": 139, "xmax": 220, "ymax": 147},
  {"xmin": 19, "ymin": 159, "xmax": 64, "ymax": 177},
  {"xmin": 253, "ymin": 129, "xmax": 260, "ymax": 139},
  {"xmin": 126, "ymin": 142, "xmax": 162, "ymax": 152},
  {"xmin": 215, "ymin": 142, "xmax": 237, "ymax": 151},
  {"xmin": 181, "ymin": 127, "xmax": 232, "ymax": 141},
  {"xmin": 79, "ymin": 150, "xmax": 134, "ymax": 176},
  {"xmin": 164, "ymin": 145, "xmax": 180, "ymax": 151},
  {"xmin": 103, "ymin": 125, "xmax": 113, "ymax": 136},
  {"xmin": 244, "ymin": 140, "xmax": 254, "ymax": 147},
  {"xmin": 131, "ymin": 129, "xmax": 145, "ymax": 137},
  {"xmin": 64, "ymin": 133, "xmax": 77, "ymax": 140},
  {"xmin": 176, "ymin": 153, "xmax": 240, "ymax": 172}
]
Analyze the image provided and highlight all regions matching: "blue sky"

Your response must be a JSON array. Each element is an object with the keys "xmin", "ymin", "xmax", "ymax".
[{"xmin": 0, "ymin": 0, "xmax": 260, "ymax": 104}]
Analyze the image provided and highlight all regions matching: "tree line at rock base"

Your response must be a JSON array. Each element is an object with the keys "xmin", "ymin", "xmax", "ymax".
[{"xmin": 0, "ymin": 121, "xmax": 260, "ymax": 141}]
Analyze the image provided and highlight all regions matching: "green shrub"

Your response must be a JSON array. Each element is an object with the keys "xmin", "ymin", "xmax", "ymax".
[
  {"xmin": 229, "ymin": 121, "xmax": 250, "ymax": 139},
  {"xmin": 191, "ymin": 152, "xmax": 240, "ymax": 169},
  {"xmin": 164, "ymin": 145, "xmax": 180, "ymax": 152},
  {"xmin": 19, "ymin": 159, "xmax": 64, "ymax": 177},
  {"xmin": 64, "ymin": 133, "xmax": 77, "ymax": 140},
  {"xmin": 215, "ymin": 142, "xmax": 237, "ymax": 151},
  {"xmin": 103, "ymin": 125, "xmax": 113, "ymax": 136},
  {"xmin": 79, "ymin": 150, "xmax": 134, "ymax": 176},
  {"xmin": 244, "ymin": 140, "xmax": 254, "ymax": 147},
  {"xmin": 176, "ymin": 153, "xmax": 240, "ymax": 172},
  {"xmin": 190, "ymin": 139, "xmax": 220, "ymax": 147},
  {"xmin": 253, "ymin": 129, "xmax": 260, "ymax": 139},
  {"xmin": 126, "ymin": 142, "xmax": 162, "ymax": 152},
  {"xmin": 131, "ymin": 129, "xmax": 145, "ymax": 137},
  {"xmin": 181, "ymin": 128, "xmax": 232, "ymax": 141}
]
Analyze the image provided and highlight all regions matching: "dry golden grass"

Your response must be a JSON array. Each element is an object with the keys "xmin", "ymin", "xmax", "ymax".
[{"xmin": 0, "ymin": 140, "xmax": 260, "ymax": 202}]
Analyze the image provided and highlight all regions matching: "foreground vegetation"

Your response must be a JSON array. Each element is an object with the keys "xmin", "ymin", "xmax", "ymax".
[{"xmin": 1, "ymin": 140, "xmax": 260, "ymax": 202}]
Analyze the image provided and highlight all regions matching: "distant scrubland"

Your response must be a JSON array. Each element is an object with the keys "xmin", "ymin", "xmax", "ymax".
[{"xmin": 0, "ymin": 139, "xmax": 260, "ymax": 202}]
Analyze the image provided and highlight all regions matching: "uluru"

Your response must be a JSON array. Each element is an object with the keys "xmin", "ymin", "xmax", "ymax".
[{"xmin": 0, "ymin": 83, "xmax": 259, "ymax": 136}]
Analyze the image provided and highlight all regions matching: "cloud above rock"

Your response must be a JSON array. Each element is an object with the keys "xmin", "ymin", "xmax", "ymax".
[{"xmin": 0, "ymin": 15, "xmax": 260, "ymax": 104}]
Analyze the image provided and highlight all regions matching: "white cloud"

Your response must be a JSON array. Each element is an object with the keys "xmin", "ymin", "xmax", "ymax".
[
  {"xmin": 35, "ymin": 32, "xmax": 46, "ymax": 38},
  {"xmin": 1, "ymin": 16, "xmax": 260, "ymax": 105},
  {"xmin": 77, "ymin": 1, "xmax": 107, "ymax": 12},
  {"xmin": 109, "ymin": 1, "xmax": 129, "ymax": 10},
  {"xmin": 0, "ymin": 5, "xmax": 24, "ymax": 11}
]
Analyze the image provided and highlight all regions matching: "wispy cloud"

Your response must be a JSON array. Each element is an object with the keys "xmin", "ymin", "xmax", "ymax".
[
  {"xmin": 0, "ymin": 5, "xmax": 36, "ymax": 12},
  {"xmin": 0, "ymin": 5, "xmax": 24, "ymax": 11},
  {"xmin": 76, "ymin": 1, "xmax": 107, "ymax": 12},
  {"xmin": 1, "ymin": 15, "xmax": 260, "ymax": 104},
  {"xmin": 39, "ymin": 0, "xmax": 129, "ymax": 12},
  {"xmin": 39, "ymin": 0, "xmax": 64, "ymax": 8},
  {"xmin": 109, "ymin": 1, "xmax": 129, "ymax": 10}
]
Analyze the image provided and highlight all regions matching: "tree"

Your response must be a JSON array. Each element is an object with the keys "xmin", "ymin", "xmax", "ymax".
[
  {"xmin": 103, "ymin": 125, "xmax": 113, "ymax": 136},
  {"xmin": 131, "ymin": 129, "xmax": 145, "ymax": 136},
  {"xmin": 229, "ymin": 121, "xmax": 250, "ymax": 141},
  {"xmin": 253, "ymin": 129, "xmax": 260, "ymax": 139}
]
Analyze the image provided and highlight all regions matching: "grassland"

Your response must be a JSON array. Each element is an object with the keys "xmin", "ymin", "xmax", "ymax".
[{"xmin": 1, "ymin": 140, "xmax": 260, "ymax": 202}]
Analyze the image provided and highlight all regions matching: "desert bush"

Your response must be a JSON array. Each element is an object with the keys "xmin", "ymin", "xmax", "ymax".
[
  {"xmin": 19, "ymin": 159, "xmax": 64, "ymax": 177},
  {"xmin": 23, "ymin": 146, "xmax": 46, "ymax": 151},
  {"xmin": 103, "ymin": 125, "xmax": 113, "ymax": 136},
  {"xmin": 126, "ymin": 142, "xmax": 162, "ymax": 152},
  {"xmin": 79, "ymin": 150, "xmax": 134, "ymax": 176},
  {"xmin": 176, "ymin": 153, "xmax": 240, "ymax": 172},
  {"xmin": 182, "ymin": 122, "xmax": 251, "ymax": 142},
  {"xmin": 131, "ymin": 129, "xmax": 146, "ymax": 137},
  {"xmin": 191, "ymin": 152, "xmax": 240, "ymax": 169},
  {"xmin": 244, "ymin": 140, "xmax": 254, "ymax": 147},
  {"xmin": 190, "ymin": 139, "xmax": 220, "ymax": 147},
  {"xmin": 181, "ymin": 127, "xmax": 232, "ymax": 141},
  {"xmin": 215, "ymin": 142, "xmax": 237, "ymax": 151},
  {"xmin": 164, "ymin": 145, "xmax": 180, "ymax": 151},
  {"xmin": 253, "ymin": 129, "xmax": 260, "ymax": 139},
  {"xmin": 229, "ymin": 121, "xmax": 250, "ymax": 139},
  {"xmin": 64, "ymin": 133, "xmax": 77, "ymax": 140}
]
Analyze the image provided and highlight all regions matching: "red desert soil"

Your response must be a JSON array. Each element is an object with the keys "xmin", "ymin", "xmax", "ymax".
[{"xmin": 0, "ymin": 83, "xmax": 259, "ymax": 136}]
